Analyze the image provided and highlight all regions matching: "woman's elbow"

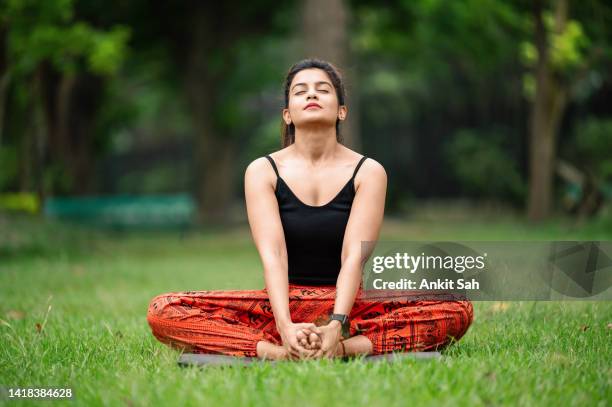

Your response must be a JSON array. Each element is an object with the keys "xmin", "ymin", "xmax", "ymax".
[
  {"xmin": 260, "ymin": 248, "xmax": 286, "ymax": 269},
  {"xmin": 341, "ymin": 251, "xmax": 366, "ymax": 269}
]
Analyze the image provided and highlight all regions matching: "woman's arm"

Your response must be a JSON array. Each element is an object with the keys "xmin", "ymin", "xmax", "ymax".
[
  {"xmin": 335, "ymin": 159, "xmax": 387, "ymax": 313},
  {"xmin": 316, "ymin": 159, "xmax": 387, "ymax": 357},
  {"xmin": 244, "ymin": 158, "xmax": 319, "ymax": 358}
]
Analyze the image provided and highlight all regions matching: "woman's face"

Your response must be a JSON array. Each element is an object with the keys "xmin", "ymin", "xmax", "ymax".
[{"xmin": 283, "ymin": 68, "xmax": 346, "ymax": 130}]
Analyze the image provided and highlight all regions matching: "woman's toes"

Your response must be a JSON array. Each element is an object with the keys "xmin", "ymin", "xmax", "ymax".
[
  {"xmin": 309, "ymin": 332, "xmax": 321, "ymax": 348},
  {"xmin": 278, "ymin": 347, "xmax": 291, "ymax": 360}
]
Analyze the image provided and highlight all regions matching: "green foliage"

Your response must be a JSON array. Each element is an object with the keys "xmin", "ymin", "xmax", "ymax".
[
  {"xmin": 0, "ymin": 0, "xmax": 131, "ymax": 195},
  {"xmin": 99, "ymin": 53, "xmax": 192, "ymax": 156},
  {"xmin": 86, "ymin": 26, "xmax": 130, "ymax": 75},
  {"xmin": 116, "ymin": 165, "xmax": 192, "ymax": 195},
  {"xmin": 520, "ymin": 13, "xmax": 590, "ymax": 70},
  {"xmin": 355, "ymin": 0, "xmax": 524, "ymax": 74},
  {"xmin": 0, "ymin": 192, "xmax": 39, "ymax": 213},
  {"xmin": 520, "ymin": 11, "xmax": 590, "ymax": 99},
  {"xmin": 549, "ymin": 18, "xmax": 590, "ymax": 69},
  {"xmin": 572, "ymin": 117, "xmax": 612, "ymax": 180},
  {"xmin": 42, "ymin": 162, "xmax": 73, "ymax": 194},
  {"xmin": 0, "ymin": 146, "xmax": 18, "ymax": 190},
  {"xmin": 246, "ymin": 118, "xmax": 283, "ymax": 158},
  {"xmin": 3, "ymin": 0, "xmax": 130, "ymax": 77},
  {"xmin": 216, "ymin": 35, "xmax": 294, "ymax": 135},
  {"xmin": 1, "ymin": 0, "xmax": 610, "ymax": 209},
  {"xmin": 445, "ymin": 128, "xmax": 525, "ymax": 203}
]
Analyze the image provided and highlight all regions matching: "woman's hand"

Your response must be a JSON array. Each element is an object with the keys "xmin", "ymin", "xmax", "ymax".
[
  {"xmin": 313, "ymin": 320, "xmax": 343, "ymax": 359},
  {"xmin": 278, "ymin": 322, "xmax": 322, "ymax": 359}
]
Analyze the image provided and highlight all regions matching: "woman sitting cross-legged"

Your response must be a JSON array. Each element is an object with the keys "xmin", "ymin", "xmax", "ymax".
[{"xmin": 147, "ymin": 59, "xmax": 473, "ymax": 360}]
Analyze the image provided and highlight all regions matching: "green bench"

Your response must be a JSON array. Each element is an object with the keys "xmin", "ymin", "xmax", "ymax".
[{"xmin": 44, "ymin": 194, "xmax": 196, "ymax": 228}]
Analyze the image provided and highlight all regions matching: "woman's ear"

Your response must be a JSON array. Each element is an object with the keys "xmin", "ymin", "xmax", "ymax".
[
  {"xmin": 282, "ymin": 108, "xmax": 292, "ymax": 125},
  {"xmin": 338, "ymin": 105, "xmax": 348, "ymax": 121}
]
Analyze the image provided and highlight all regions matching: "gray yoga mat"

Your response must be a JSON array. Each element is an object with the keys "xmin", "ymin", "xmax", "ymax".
[{"xmin": 177, "ymin": 351, "xmax": 442, "ymax": 367}]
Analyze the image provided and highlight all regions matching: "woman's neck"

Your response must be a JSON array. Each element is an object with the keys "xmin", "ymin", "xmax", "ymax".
[{"xmin": 292, "ymin": 126, "xmax": 340, "ymax": 163}]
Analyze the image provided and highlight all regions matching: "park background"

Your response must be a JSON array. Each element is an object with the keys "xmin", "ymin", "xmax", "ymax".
[{"xmin": 1, "ymin": 0, "xmax": 611, "ymax": 406}]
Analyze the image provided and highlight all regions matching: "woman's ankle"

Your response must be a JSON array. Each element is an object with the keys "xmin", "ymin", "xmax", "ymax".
[
  {"xmin": 256, "ymin": 340, "xmax": 288, "ymax": 360},
  {"xmin": 338, "ymin": 335, "xmax": 373, "ymax": 357},
  {"xmin": 335, "ymin": 341, "xmax": 346, "ymax": 358}
]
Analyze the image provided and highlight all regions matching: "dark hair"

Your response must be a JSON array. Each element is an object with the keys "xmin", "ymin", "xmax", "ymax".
[{"xmin": 281, "ymin": 59, "xmax": 346, "ymax": 148}]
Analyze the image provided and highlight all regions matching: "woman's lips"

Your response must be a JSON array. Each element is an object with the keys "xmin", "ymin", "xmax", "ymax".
[{"xmin": 304, "ymin": 103, "xmax": 322, "ymax": 110}]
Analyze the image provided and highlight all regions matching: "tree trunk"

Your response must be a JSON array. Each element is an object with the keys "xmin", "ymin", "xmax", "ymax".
[
  {"xmin": 68, "ymin": 73, "xmax": 103, "ymax": 195},
  {"xmin": 0, "ymin": 26, "xmax": 8, "ymax": 144},
  {"xmin": 185, "ymin": 7, "xmax": 236, "ymax": 223},
  {"xmin": 193, "ymin": 133, "xmax": 235, "ymax": 222},
  {"xmin": 25, "ymin": 66, "xmax": 47, "ymax": 200},
  {"xmin": 527, "ymin": 0, "xmax": 569, "ymax": 221},
  {"xmin": 302, "ymin": 0, "xmax": 360, "ymax": 150},
  {"xmin": 41, "ymin": 67, "xmax": 101, "ymax": 196}
]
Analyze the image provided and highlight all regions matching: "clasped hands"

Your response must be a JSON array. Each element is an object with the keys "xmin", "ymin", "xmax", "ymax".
[{"xmin": 279, "ymin": 321, "xmax": 343, "ymax": 360}]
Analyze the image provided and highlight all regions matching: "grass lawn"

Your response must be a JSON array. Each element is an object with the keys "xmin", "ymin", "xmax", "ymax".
[{"xmin": 1, "ymin": 212, "xmax": 611, "ymax": 406}]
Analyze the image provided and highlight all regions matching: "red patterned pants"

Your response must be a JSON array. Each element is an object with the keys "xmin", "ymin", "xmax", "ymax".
[{"xmin": 147, "ymin": 284, "xmax": 474, "ymax": 357}]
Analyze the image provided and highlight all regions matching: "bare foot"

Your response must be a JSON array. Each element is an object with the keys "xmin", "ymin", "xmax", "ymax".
[
  {"xmin": 256, "ymin": 341, "xmax": 290, "ymax": 360},
  {"xmin": 297, "ymin": 328, "xmax": 322, "ymax": 351},
  {"xmin": 257, "ymin": 330, "xmax": 341, "ymax": 361},
  {"xmin": 298, "ymin": 329, "xmax": 345, "ymax": 359}
]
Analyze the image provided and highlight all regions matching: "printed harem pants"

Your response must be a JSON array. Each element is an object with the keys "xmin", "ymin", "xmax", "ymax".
[{"xmin": 147, "ymin": 284, "xmax": 474, "ymax": 357}]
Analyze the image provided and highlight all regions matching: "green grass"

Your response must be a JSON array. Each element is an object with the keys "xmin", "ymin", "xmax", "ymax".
[{"xmin": 0, "ymin": 212, "xmax": 611, "ymax": 406}]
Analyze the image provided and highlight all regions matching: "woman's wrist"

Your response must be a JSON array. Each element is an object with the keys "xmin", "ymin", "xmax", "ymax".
[
  {"xmin": 328, "ymin": 319, "xmax": 342, "ymax": 330},
  {"xmin": 276, "ymin": 318, "xmax": 292, "ymax": 332}
]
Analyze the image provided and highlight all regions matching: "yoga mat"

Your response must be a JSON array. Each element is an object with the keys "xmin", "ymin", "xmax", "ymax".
[{"xmin": 177, "ymin": 352, "xmax": 442, "ymax": 367}]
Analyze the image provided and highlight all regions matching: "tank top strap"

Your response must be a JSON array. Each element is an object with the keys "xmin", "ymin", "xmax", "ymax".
[
  {"xmin": 350, "ymin": 156, "xmax": 368, "ymax": 181},
  {"xmin": 264, "ymin": 155, "xmax": 280, "ymax": 178}
]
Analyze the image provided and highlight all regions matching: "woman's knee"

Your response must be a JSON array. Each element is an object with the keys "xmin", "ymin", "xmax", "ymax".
[
  {"xmin": 147, "ymin": 292, "xmax": 178, "ymax": 321},
  {"xmin": 459, "ymin": 300, "xmax": 474, "ymax": 327},
  {"xmin": 447, "ymin": 300, "xmax": 474, "ymax": 340}
]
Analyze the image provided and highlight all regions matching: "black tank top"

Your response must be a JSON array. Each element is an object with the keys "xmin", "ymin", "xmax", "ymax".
[{"xmin": 265, "ymin": 155, "xmax": 368, "ymax": 286}]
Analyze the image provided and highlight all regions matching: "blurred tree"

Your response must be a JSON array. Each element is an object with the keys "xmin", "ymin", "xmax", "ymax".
[
  {"xmin": 2, "ymin": 0, "xmax": 610, "ymax": 221},
  {"xmin": 0, "ymin": 24, "xmax": 7, "ymax": 143},
  {"xmin": 148, "ymin": 1, "xmax": 294, "ymax": 222},
  {"xmin": 572, "ymin": 118, "xmax": 612, "ymax": 183},
  {"xmin": 523, "ymin": 0, "xmax": 610, "ymax": 220},
  {"xmin": 350, "ymin": 0, "xmax": 526, "ymax": 209},
  {"xmin": 557, "ymin": 117, "xmax": 612, "ymax": 218},
  {"xmin": 445, "ymin": 128, "xmax": 525, "ymax": 203},
  {"xmin": 351, "ymin": 0, "xmax": 611, "ymax": 216},
  {"xmin": 0, "ymin": 0, "xmax": 129, "ymax": 196},
  {"xmin": 302, "ymin": 0, "xmax": 360, "ymax": 149}
]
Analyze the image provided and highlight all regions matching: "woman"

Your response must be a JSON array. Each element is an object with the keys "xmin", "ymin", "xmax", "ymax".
[{"xmin": 147, "ymin": 59, "xmax": 473, "ymax": 360}]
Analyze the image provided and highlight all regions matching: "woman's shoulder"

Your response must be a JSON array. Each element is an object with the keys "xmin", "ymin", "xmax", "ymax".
[
  {"xmin": 360, "ymin": 155, "xmax": 385, "ymax": 172},
  {"xmin": 244, "ymin": 155, "xmax": 279, "ymax": 182},
  {"xmin": 350, "ymin": 151, "xmax": 386, "ymax": 188},
  {"xmin": 338, "ymin": 145, "xmax": 382, "ymax": 168},
  {"xmin": 358, "ymin": 157, "xmax": 386, "ymax": 182},
  {"xmin": 246, "ymin": 146, "xmax": 290, "ymax": 170},
  {"xmin": 340, "ymin": 145, "xmax": 385, "ymax": 177}
]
